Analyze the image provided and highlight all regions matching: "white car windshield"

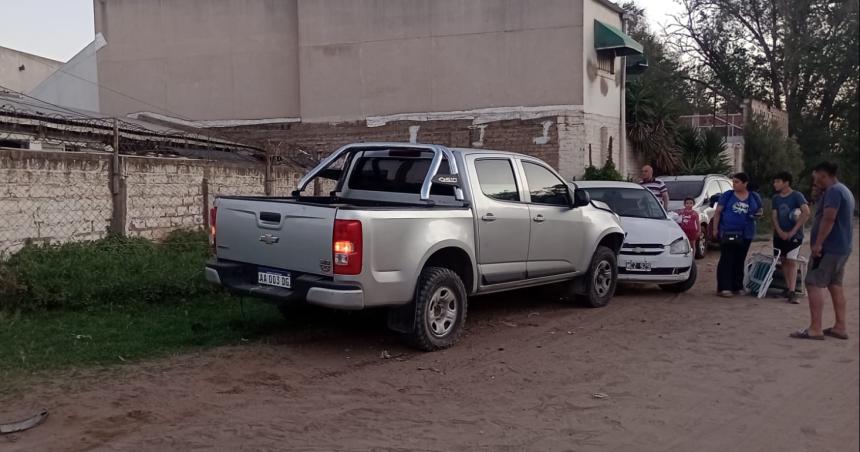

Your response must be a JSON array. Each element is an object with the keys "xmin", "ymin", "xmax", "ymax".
[{"xmin": 585, "ymin": 187, "xmax": 666, "ymax": 220}]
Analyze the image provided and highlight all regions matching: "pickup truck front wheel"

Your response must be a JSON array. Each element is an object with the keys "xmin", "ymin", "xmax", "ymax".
[
  {"xmin": 577, "ymin": 245, "xmax": 618, "ymax": 308},
  {"xmin": 408, "ymin": 267, "xmax": 468, "ymax": 351}
]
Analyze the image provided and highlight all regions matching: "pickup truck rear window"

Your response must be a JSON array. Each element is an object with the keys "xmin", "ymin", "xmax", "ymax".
[{"xmin": 348, "ymin": 157, "xmax": 455, "ymax": 196}]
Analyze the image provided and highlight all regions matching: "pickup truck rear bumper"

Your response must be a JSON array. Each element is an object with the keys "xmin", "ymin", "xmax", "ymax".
[{"xmin": 205, "ymin": 259, "xmax": 365, "ymax": 310}]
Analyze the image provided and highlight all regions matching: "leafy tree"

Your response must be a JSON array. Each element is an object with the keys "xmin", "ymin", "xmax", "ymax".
[
  {"xmin": 667, "ymin": 0, "xmax": 859, "ymax": 196},
  {"xmin": 622, "ymin": 2, "xmax": 695, "ymax": 175},
  {"xmin": 743, "ymin": 115, "xmax": 805, "ymax": 195}
]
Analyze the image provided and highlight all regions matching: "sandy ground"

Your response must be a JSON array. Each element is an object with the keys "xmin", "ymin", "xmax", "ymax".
[{"xmin": 2, "ymin": 229, "xmax": 858, "ymax": 452}]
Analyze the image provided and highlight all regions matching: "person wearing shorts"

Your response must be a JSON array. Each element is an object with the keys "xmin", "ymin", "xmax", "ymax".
[
  {"xmin": 771, "ymin": 172, "xmax": 810, "ymax": 304},
  {"xmin": 790, "ymin": 162, "xmax": 855, "ymax": 341}
]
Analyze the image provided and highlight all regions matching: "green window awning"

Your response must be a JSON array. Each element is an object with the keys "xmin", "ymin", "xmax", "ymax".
[{"xmin": 595, "ymin": 20, "xmax": 644, "ymax": 56}]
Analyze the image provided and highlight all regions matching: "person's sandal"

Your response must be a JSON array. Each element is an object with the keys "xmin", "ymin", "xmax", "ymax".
[
  {"xmin": 790, "ymin": 329, "xmax": 825, "ymax": 340},
  {"xmin": 823, "ymin": 328, "xmax": 849, "ymax": 340},
  {"xmin": 786, "ymin": 292, "xmax": 800, "ymax": 304},
  {"xmin": 717, "ymin": 290, "xmax": 734, "ymax": 298}
]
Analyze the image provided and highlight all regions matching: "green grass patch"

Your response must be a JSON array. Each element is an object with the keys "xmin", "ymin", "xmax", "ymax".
[
  {"xmin": 0, "ymin": 294, "xmax": 283, "ymax": 384},
  {"xmin": 0, "ymin": 230, "xmax": 214, "ymax": 311}
]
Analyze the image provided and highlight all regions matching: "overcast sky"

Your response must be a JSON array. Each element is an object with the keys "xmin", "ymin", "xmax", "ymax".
[{"xmin": 0, "ymin": 0, "xmax": 683, "ymax": 62}]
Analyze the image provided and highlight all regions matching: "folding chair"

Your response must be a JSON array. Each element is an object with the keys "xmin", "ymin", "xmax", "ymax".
[
  {"xmin": 770, "ymin": 255, "xmax": 808, "ymax": 296},
  {"xmin": 744, "ymin": 248, "xmax": 781, "ymax": 299}
]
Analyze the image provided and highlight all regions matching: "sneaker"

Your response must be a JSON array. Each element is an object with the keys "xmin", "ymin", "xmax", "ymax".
[
  {"xmin": 718, "ymin": 290, "xmax": 734, "ymax": 298},
  {"xmin": 787, "ymin": 292, "xmax": 800, "ymax": 304}
]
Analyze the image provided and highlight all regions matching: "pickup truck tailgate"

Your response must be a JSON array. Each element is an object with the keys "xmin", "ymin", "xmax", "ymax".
[{"xmin": 214, "ymin": 198, "xmax": 336, "ymax": 276}]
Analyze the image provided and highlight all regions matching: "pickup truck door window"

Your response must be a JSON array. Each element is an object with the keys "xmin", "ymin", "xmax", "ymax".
[
  {"xmin": 472, "ymin": 158, "xmax": 530, "ymax": 284},
  {"xmin": 521, "ymin": 161, "xmax": 581, "ymax": 278}
]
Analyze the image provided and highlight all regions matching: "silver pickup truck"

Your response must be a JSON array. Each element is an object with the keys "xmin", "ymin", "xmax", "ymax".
[{"xmin": 206, "ymin": 143, "xmax": 624, "ymax": 350}]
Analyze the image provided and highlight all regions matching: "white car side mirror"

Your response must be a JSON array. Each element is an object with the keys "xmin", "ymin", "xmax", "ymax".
[{"xmin": 667, "ymin": 211, "xmax": 681, "ymax": 223}]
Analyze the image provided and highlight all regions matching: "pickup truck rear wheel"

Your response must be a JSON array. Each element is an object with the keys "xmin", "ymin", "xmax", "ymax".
[
  {"xmin": 408, "ymin": 267, "xmax": 468, "ymax": 351},
  {"xmin": 577, "ymin": 245, "xmax": 617, "ymax": 308}
]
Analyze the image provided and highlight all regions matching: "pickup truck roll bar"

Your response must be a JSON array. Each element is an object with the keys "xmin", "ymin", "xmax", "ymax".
[{"xmin": 294, "ymin": 142, "xmax": 465, "ymax": 202}]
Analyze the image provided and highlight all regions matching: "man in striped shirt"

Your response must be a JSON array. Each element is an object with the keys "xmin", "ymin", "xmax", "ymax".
[{"xmin": 640, "ymin": 165, "xmax": 669, "ymax": 209}]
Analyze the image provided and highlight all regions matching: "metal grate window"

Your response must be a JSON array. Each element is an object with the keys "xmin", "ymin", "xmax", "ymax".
[{"xmin": 597, "ymin": 52, "xmax": 615, "ymax": 74}]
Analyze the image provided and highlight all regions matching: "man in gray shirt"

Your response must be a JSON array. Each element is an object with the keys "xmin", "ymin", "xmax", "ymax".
[{"xmin": 791, "ymin": 162, "xmax": 855, "ymax": 340}]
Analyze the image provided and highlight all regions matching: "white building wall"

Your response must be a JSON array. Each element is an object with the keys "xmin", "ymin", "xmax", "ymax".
[
  {"xmin": 30, "ymin": 35, "xmax": 104, "ymax": 112},
  {"xmin": 0, "ymin": 46, "xmax": 61, "ymax": 94}
]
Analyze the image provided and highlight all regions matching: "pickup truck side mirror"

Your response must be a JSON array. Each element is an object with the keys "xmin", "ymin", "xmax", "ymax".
[{"xmin": 572, "ymin": 188, "xmax": 590, "ymax": 208}]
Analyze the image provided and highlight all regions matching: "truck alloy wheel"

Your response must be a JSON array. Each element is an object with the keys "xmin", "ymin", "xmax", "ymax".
[
  {"xmin": 409, "ymin": 266, "xmax": 468, "ymax": 351},
  {"xmin": 578, "ymin": 245, "xmax": 617, "ymax": 308}
]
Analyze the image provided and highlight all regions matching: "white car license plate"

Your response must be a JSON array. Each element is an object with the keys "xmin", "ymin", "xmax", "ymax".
[
  {"xmin": 257, "ymin": 271, "xmax": 291, "ymax": 288},
  {"xmin": 625, "ymin": 261, "xmax": 652, "ymax": 272}
]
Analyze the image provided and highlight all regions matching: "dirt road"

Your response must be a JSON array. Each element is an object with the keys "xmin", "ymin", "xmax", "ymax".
[{"xmin": 2, "ymin": 231, "xmax": 858, "ymax": 451}]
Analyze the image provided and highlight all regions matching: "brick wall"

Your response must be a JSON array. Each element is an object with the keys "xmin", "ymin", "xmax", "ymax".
[
  {"xmin": 220, "ymin": 110, "xmax": 632, "ymax": 183},
  {"xmin": 221, "ymin": 116, "xmax": 563, "ymax": 171},
  {"xmin": 0, "ymin": 147, "xmax": 300, "ymax": 255}
]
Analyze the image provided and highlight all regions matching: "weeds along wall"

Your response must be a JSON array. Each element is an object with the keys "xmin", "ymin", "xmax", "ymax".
[{"xmin": 0, "ymin": 148, "xmax": 302, "ymax": 256}]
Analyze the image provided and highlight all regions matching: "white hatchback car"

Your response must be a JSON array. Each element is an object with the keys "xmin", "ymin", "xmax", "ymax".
[{"xmin": 577, "ymin": 181, "xmax": 697, "ymax": 293}]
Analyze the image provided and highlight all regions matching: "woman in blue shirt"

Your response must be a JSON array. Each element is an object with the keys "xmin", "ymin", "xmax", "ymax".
[{"xmin": 711, "ymin": 172, "xmax": 763, "ymax": 297}]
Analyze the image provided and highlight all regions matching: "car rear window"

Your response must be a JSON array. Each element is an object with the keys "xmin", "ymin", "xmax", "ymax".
[
  {"xmin": 348, "ymin": 157, "xmax": 455, "ymax": 196},
  {"xmin": 585, "ymin": 187, "xmax": 666, "ymax": 219},
  {"xmin": 662, "ymin": 180, "xmax": 705, "ymax": 200}
]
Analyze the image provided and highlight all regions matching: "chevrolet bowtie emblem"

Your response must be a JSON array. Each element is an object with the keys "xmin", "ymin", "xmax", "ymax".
[{"xmin": 259, "ymin": 234, "xmax": 280, "ymax": 245}]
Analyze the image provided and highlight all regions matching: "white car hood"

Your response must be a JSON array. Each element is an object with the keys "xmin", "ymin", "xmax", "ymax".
[
  {"xmin": 619, "ymin": 216, "xmax": 686, "ymax": 245},
  {"xmin": 667, "ymin": 200, "xmax": 685, "ymax": 211}
]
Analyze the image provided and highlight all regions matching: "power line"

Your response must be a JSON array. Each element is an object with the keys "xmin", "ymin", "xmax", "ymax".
[
  {"xmin": 1, "ymin": 83, "xmax": 262, "ymax": 153},
  {"xmin": 15, "ymin": 50, "xmax": 266, "ymax": 150}
]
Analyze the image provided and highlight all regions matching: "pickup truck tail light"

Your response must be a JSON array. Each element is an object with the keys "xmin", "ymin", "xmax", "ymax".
[
  {"xmin": 209, "ymin": 207, "xmax": 217, "ymax": 252},
  {"xmin": 333, "ymin": 219, "xmax": 362, "ymax": 275}
]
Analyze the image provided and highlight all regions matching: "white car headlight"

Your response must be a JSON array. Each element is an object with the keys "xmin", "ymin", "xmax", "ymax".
[{"xmin": 669, "ymin": 237, "xmax": 691, "ymax": 254}]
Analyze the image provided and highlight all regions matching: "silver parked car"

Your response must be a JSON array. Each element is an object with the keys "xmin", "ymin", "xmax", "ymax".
[
  {"xmin": 658, "ymin": 174, "xmax": 733, "ymax": 258},
  {"xmin": 205, "ymin": 143, "xmax": 625, "ymax": 351}
]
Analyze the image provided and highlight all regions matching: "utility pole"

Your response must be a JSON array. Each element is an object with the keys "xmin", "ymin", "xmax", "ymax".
[{"xmin": 109, "ymin": 118, "xmax": 127, "ymax": 236}]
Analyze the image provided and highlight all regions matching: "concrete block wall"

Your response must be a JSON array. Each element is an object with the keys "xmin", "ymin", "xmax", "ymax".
[
  {"xmin": 0, "ymin": 147, "xmax": 301, "ymax": 255},
  {"xmin": 558, "ymin": 112, "xmax": 632, "ymax": 181},
  {"xmin": 125, "ymin": 158, "xmax": 300, "ymax": 240},
  {"xmin": 0, "ymin": 149, "xmax": 113, "ymax": 256},
  {"xmin": 124, "ymin": 158, "xmax": 209, "ymax": 240}
]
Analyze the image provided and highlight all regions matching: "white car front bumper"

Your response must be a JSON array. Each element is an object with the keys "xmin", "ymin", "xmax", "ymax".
[{"xmin": 617, "ymin": 246, "xmax": 694, "ymax": 284}]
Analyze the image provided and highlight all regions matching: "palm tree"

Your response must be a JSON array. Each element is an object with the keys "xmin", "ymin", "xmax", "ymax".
[
  {"xmin": 676, "ymin": 126, "xmax": 732, "ymax": 175},
  {"xmin": 626, "ymin": 80, "xmax": 681, "ymax": 174}
]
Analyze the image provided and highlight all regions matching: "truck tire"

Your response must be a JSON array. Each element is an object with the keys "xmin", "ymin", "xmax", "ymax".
[
  {"xmin": 577, "ymin": 245, "xmax": 617, "ymax": 308},
  {"xmin": 694, "ymin": 224, "xmax": 708, "ymax": 259},
  {"xmin": 407, "ymin": 266, "xmax": 468, "ymax": 351},
  {"xmin": 659, "ymin": 261, "xmax": 698, "ymax": 293}
]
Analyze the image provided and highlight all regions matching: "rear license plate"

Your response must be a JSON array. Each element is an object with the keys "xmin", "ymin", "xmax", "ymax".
[
  {"xmin": 257, "ymin": 270, "xmax": 291, "ymax": 288},
  {"xmin": 625, "ymin": 261, "xmax": 652, "ymax": 272}
]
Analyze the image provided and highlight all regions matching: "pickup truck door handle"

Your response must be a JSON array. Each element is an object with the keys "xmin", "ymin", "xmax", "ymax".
[
  {"xmin": 481, "ymin": 213, "xmax": 496, "ymax": 222},
  {"xmin": 533, "ymin": 214, "xmax": 545, "ymax": 223}
]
